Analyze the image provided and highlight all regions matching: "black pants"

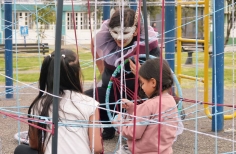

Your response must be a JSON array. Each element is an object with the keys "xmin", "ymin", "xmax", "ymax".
[{"xmin": 14, "ymin": 144, "xmax": 38, "ymax": 154}]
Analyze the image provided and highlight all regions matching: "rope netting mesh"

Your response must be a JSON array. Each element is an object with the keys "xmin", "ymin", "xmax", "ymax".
[{"xmin": 0, "ymin": 0, "xmax": 235, "ymax": 154}]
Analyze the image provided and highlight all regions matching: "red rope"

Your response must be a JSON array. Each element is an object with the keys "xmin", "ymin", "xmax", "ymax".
[
  {"xmin": 132, "ymin": 2, "xmax": 141, "ymax": 153},
  {"xmin": 111, "ymin": 76, "xmax": 236, "ymax": 110},
  {"xmin": 0, "ymin": 111, "xmax": 54, "ymax": 134},
  {"xmin": 71, "ymin": 0, "xmax": 79, "ymax": 55},
  {"xmin": 157, "ymin": 0, "xmax": 165, "ymax": 153},
  {"xmin": 112, "ymin": 76, "xmax": 142, "ymax": 100},
  {"xmin": 112, "ymin": 77, "xmax": 141, "ymax": 100},
  {"xmin": 175, "ymin": 96, "xmax": 236, "ymax": 108}
]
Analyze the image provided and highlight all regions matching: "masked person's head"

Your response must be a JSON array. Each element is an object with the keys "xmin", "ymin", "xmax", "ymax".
[{"xmin": 108, "ymin": 8, "xmax": 138, "ymax": 47}]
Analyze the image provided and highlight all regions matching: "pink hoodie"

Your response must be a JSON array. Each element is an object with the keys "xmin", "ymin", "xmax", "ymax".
[{"xmin": 118, "ymin": 93, "xmax": 178, "ymax": 154}]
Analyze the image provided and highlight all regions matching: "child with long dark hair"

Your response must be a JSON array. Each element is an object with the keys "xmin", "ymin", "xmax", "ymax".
[
  {"xmin": 14, "ymin": 49, "xmax": 103, "ymax": 154},
  {"xmin": 113, "ymin": 58, "xmax": 180, "ymax": 154}
]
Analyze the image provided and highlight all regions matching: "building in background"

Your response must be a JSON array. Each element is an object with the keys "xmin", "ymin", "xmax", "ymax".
[
  {"xmin": 1, "ymin": 1, "xmax": 235, "ymax": 45},
  {"xmin": 0, "ymin": 0, "xmax": 102, "ymax": 45}
]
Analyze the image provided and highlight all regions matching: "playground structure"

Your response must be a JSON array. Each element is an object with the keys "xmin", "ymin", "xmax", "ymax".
[{"xmin": 0, "ymin": 0, "xmax": 236, "ymax": 153}]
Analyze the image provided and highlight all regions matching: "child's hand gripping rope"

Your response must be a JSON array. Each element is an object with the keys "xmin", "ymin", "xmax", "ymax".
[{"xmin": 112, "ymin": 99, "xmax": 133, "ymax": 124}]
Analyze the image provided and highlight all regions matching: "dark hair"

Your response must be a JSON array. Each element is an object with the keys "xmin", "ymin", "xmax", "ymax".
[
  {"xmin": 139, "ymin": 58, "xmax": 173, "ymax": 98},
  {"xmin": 151, "ymin": 22, "xmax": 156, "ymax": 28},
  {"xmin": 28, "ymin": 49, "xmax": 83, "ymax": 154},
  {"xmin": 109, "ymin": 8, "xmax": 136, "ymax": 28}
]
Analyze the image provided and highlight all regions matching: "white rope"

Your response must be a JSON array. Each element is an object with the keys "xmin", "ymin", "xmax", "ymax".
[{"xmin": 231, "ymin": 0, "xmax": 236, "ymax": 152}]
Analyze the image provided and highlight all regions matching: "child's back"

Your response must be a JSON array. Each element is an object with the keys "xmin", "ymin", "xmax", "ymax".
[{"xmin": 37, "ymin": 91, "xmax": 99, "ymax": 154}]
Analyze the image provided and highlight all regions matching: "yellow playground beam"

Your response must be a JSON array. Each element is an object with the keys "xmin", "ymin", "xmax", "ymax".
[
  {"xmin": 176, "ymin": 0, "xmax": 236, "ymax": 120},
  {"xmin": 178, "ymin": 74, "xmax": 204, "ymax": 83},
  {"xmin": 203, "ymin": 0, "xmax": 211, "ymax": 119},
  {"xmin": 177, "ymin": 1, "xmax": 205, "ymax": 5},
  {"xmin": 176, "ymin": 0, "xmax": 182, "ymax": 85},
  {"xmin": 178, "ymin": 38, "xmax": 205, "ymax": 43}
]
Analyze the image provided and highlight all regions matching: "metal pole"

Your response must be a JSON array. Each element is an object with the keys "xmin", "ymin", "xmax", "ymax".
[
  {"xmin": 5, "ymin": 0, "xmax": 13, "ymax": 98},
  {"xmin": 130, "ymin": 0, "xmax": 137, "ymax": 10},
  {"xmin": 212, "ymin": 0, "xmax": 224, "ymax": 131},
  {"xmin": 142, "ymin": 0, "xmax": 149, "ymax": 59},
  {"xmin": 165, "ymin": 0, "xmax": 175, "ymax": 71},
  {"xmin": 51, "ymin": 0, "xmax": 64, "ymax": 153},
  {"xmin": 103, "ymin": 0, "xmax": 110, "ymax": 21}
]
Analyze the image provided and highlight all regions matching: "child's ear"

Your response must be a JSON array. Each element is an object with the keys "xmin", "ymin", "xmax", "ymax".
[
  {"xmin": 150, "ymin": 78, "xmax": 156, "ymax": 88},
  {"xmin": 133, "ymin": 28, "xmax": 138, "ymax": 36}
]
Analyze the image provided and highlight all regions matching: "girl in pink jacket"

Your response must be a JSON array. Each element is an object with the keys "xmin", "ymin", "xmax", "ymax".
[{"xmin": 113, "ymin": 58, "xmax": 179, "ymax": 154}]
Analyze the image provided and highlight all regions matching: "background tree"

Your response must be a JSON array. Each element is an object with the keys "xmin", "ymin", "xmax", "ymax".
[
  {"xmin": 146, "ymin": 0, "xmax": 161, "ymax": 19},
  {"xmin": 32, "ymin": 4, "xmax": 56, "ymax": 43},
  {"xmin": 225, "ymin": 0, "xmax": 236, "ymax": 45},
  {"xmin": 181, "ymin": 7, "xmax": 204, "ymax": 38}
]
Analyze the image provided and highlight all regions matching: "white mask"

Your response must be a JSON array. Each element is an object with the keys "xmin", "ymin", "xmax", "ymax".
[{"xmin": 109, "ymin": 26, "xmax": 136, "ymax": 40}]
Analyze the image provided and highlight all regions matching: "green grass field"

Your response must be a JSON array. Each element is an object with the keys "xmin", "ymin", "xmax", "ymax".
[
  {"xmin": 0, "ymin": 50, "xmax": 235, "ymax": 88},
  {"xmin": 0, "ymin": 50, "xmax": 99, "ymax": 82},
  {"xmin": 179, "ymin": 52, "xmax": 236, "ymax": 88}
]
